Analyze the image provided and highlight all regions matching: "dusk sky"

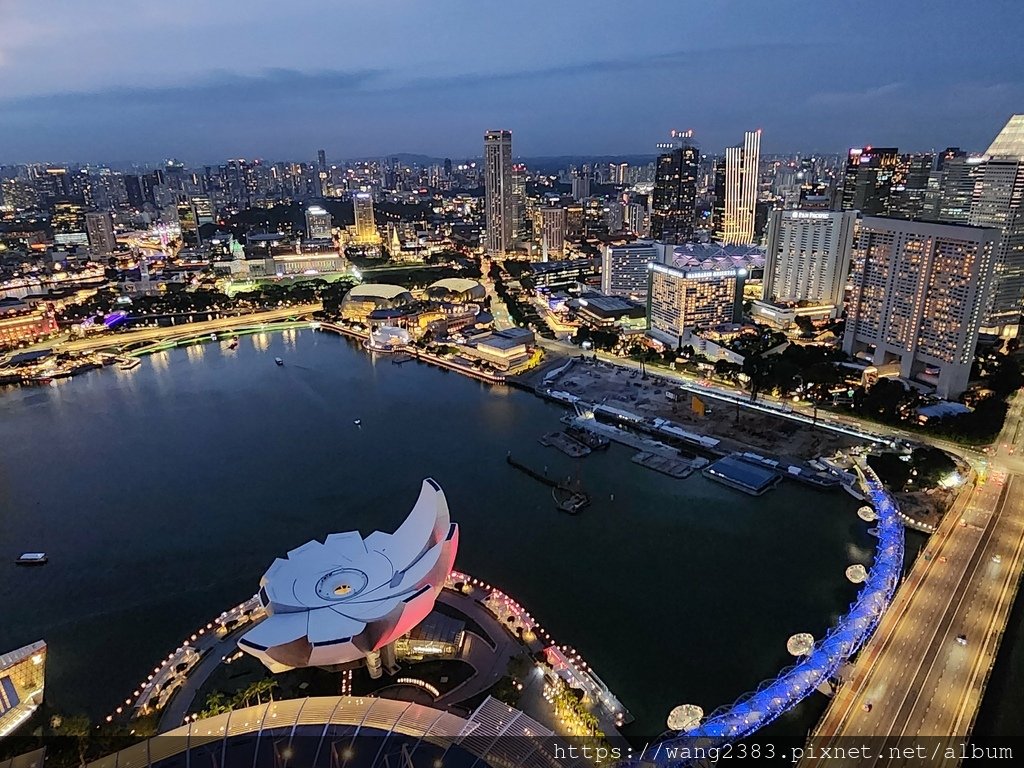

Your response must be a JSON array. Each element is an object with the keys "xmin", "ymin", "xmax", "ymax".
[{"xmin": 1, "ymin": 0, "xmax": 1022, "ymax": 164}]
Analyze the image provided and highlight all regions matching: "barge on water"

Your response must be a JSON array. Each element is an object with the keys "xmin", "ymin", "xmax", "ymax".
[{"xmin": 702, "ymin": 455, "xmax": 781, "ymax": 496}]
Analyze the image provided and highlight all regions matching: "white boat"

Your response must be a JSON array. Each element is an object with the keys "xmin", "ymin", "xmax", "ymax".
[
  {"xmin": 275, "ymin": 357, "xmax": 284, "ymax": 366},
  {"xmin": 118, "ymin": 358, "xmax": 141, "ymax": 371},
  {"xmin": 354, "ymin": 419, "xmax": 362, "ymax": 426},
  {"xmin": 16, "ymin": 552, "xmax": 47, "ymax": 566}
]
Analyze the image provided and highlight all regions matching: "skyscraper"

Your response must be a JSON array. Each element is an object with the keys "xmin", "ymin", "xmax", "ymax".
[
  {"xmin": 843, "ymin": 217, "xmax": 998, "ymax": 399},
  {"xmin": 601, "ymin": 242, "xmax": 657, "ymax": 301},
  {"xmin": 353, "ymin": 192, "xmax": 378, "ymax": 244},
  {"xmin": 511, "ymin": 164, "xmax": 528, "ymax": 238},
  {"xmin": 316, "ymin": 149, "xmax": 329, "ymax": 197},
  {"xmin": 484, "ymin": 130, "xmax": 513, "ymax": 256},
  {"xmin": 763, "ymin": 210, "xmax": 856, "ymax": 312},
  {"xmin": 840, "ymin": 147, "xmax": 899, "ymax": 215},
  {"xmin": 647, "ymin": 263, "xmax": 744, "ymax": 347},
  {"xmin": 890, "ymin": 153, "xmax": 934, "ymax": 220},
  {"xmin": 715, "ymin": 130, "xmax": 761, "ymax": 245},
  {"xmin": 651, "ymin": 130, "xmax": 699, "ymax": 244},
  {"xmin": 969, "ymin": 114, "xmax": 1024, "ymax": 336},
  {"xmin": 85, "ymin": 211, "xmax": 117, "ymax": 255}
]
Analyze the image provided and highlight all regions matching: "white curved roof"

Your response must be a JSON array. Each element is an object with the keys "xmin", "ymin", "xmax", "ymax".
[
  {"xmin": 239, "ymin": 479, "xmax": 458, "ymax": 671},
  {"xmin": 346, "ymin": 283, "xmax": 413, "ymax": 301}
]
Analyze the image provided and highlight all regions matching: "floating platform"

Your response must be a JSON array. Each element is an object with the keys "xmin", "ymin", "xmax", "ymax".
[
  {"xmin": 631, "ymin": 451, "xmax": 696, "ymax": 479},
  {"xmin": 702, "ymin": 455, "xmax": 780, "ymax": 495},
  {"xmin": 539, "ymin": 431, "xmax": 591, "ymax": 458},
  {"xmin": 565, "ymin": 425, "xmax": 610, "ymax": 450}
]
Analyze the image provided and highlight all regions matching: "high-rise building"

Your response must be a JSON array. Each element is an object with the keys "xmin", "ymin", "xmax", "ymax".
[
  {"xmin": 565, "ymin": 204, "xmax": 585, "ymax": 238},
  {"xmin": 316, "ymin": 149, "xmax": 329, "ymax": 197},
  {"xmin": 484, "ymin": 129, "xmax": 514, "ymax": 255},
  {"xmin": 890, "ymin": 153, "xmax": 934, "ymax": 220},
  {"xmin": 715, "ymin": 130, "xmax": 761, "ymax": 244},
  {"xmin": 625, "ymin": 202, "xmax": 649, "ymax": 237},
  {"xmin": 353, "ymin": 192, "xmax": 379, "ymax": 244},
  {"xmin": 305, "ymin": 205, "xmax": 333, "ymax": 240},
  {"xmin": 651, "ymin": 130, "xmax": 699, "ymax": 244},
  {"xmin": 539, "ymin": 207, "xmax": 566, "ymax": 261},
  {"xmin": 969, "ymin": 114, "xmax": 1024, "ymax": 336},
  {"xmin": 601, "ymin": 242, "xmax": 657, "ymax": 301},
  {"xmin": 511, "ymin": 164, "xmax": 528, "ymax": 238},
  {"xmin": 51, "ymin": 200, "xmax": 87, "ymax": 245},
  {"xmin": 611, "ymin": 163, "xmax": 629, "ymax": 185},
  {"xmin": 571, "ymin": 165, "xmax": 591, "ymax": 201},
  {"xmin": 841, "ymin": 146, "xmax": 899, "ymax": 215},
  {"xmin": 843, "ymin": 217, "xmax": 998, "ymax": 399},
  {"xmin": 190, "ymin": 195, "xmax": 215, "ymax": 244},
  {"xmin": 85, "ymin": 211, "xmax": 117, "ymax": 255},
  {"xmin": 763, "ymin": 209, "xmax": 856, "ymax": 312},
  {"xmin": 647, "ymin": 263, "xmax": 744, "ymax": 347},
  {"xmin": 930, "ymin": 151, "xmax": 982, "ymax": 224}
]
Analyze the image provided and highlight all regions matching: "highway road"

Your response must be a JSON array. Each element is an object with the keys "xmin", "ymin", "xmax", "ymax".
[{"xmin": 800, "ymin": 392, "xmax": 1024, "ymax": 767}]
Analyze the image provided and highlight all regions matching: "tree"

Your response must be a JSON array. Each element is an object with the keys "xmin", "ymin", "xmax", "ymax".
[
  {"xmin": 795, "ymin": 315, "xmax": 816, "ymax": 336},
  {"xmin": 55, "ymin": 713, "xmax": 93, "ymax": 768}
]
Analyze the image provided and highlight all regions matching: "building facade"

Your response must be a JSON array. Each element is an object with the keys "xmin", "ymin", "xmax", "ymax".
[
  {"xmin": 841, "ymin": 146, "xmax": 899, "ymax": 215},
  {"xmin": 539, "ymin": 207, "xmax": 566, "ymax": 260},
  {"xmin": 715, "ymin": 130, "xmax": 761, "ymax": 245},
  {"xmin": 843, "ymin": 217, "xmax": 999, "ymax": 399},
  {"xmin": 484, "ymin": 129, "xmax": 514, "ymax": 255},
  {"xmin": 85, "ymin": 211, "xmax": 117, "ymax": 255},
  {"xmin": 305, "ymin": 205, "xmax": 332, "ymax": 240},
  {"xmin": 969, "ymin": 115, "xmax": 1024, "ymax": 336},
  {"xmin": 601, "ymin": 241, "xmax": 657, "ymax": 301},
  {"xmin": 651, "ymin": 131, "xmax": 700, "ymax": 244},
  {"xmin": 763, "ymin": 209, "xmax": 856, "ymax": 311},
  {"xmin": 647, "ymin": 263, "xmax": 743, "ymax": 347}
]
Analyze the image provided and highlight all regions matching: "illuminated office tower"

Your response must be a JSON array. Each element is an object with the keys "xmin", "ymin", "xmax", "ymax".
[
  {"xmin": 625, "ymin": 202, "xmax": 649, "ymax": 237},
  {"xmin": 969, "ymin": 114, "xmax": 1024, "ymax": 336},
  {"xmin": 890, "ymin": 153, "xmax": 934, "ymax": 220},
  {"xmin": 764, "ymin": 209, "xmax": 856, "ymax": 310},
  {"xmin": 85, "ymin": 211, "xmax": 117, "ymax": 255},
  {"xmin": 651, "ymin": 130, "xmax": 699, "ymax": 244},
  {"xmin": 611, "ymin": 163, "xmax": 629, "ymax": 185},
  {"xmin": 353, "ymin": 192, "xmax": 379, "ymax": 244},
  {"xmin": 843, "ymin": 217, "xmax": 998, "ymax": 399},
  {"xmin": 841, "ymin": 146, "xmax": 899, "ymax": 215},
  {"xmin": 305, "ymin": 205, "xmax": 333, "ymax": 240},
  {"xmin": 484, "ymin": 129, "xmax": 514, "ymax": 255},
  {"xmin": 539, "ymin": 207, "xmax": 567, "ymax": 261},
  {"xmin": 52, "ymin": 200, "xmax": 88, "ymax": 245},
  {"xmin": 646, "ymin": 263, "xmax": 744, "ymax": 347},
  {"xmin": 715, "ymin": 129, "xmax": 761, "ymax": 244}
]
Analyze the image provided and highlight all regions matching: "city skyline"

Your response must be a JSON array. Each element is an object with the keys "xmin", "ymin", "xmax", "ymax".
[{"xmin": 1, "ymin": 0, "xmax": 1023, "ymax": 163}]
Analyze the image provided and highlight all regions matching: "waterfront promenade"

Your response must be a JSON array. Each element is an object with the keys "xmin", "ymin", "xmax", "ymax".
[{"xmin": 801, "ymin": 393, "xmax": 1024, "ymax": 767}]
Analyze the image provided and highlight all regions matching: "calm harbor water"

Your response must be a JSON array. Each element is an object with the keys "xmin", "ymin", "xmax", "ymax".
[{"xmin": 0, "ymin": 329, "xmax": 875, "ymax": 742}]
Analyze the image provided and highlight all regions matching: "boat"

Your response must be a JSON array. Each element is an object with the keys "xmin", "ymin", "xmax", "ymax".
[
  {"xmin": 210, "ymin": 333, "xmax": 218, "ymax": 342},
  {"xmin": 565, "ymin": 425, "xmax": 610, "ymax": 450},
  {"xmin": 228, "ymin": 339, "xmax": 239, "ymax": 350},
  {"xmin": 275, "ymin": 357, "xmax": 284, "ymax": 366},
  {"xmin": 15, "ymin": 552, "xmax": 47, "ymax": 566},
  {"xmin": 353, "ymin": 419, "xmax": 362, "ymax": 426},
  {"xmin": 118, "ymin": 358, "xmax": 141, "ymax": 371}
]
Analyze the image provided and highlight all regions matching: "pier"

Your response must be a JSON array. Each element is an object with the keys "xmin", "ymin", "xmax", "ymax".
[
  {"xmin": 539, "ymin": 431, "xmax": 591, "ymax": 458},
  {"xmin": 505, "ymin": 453, "xmax": 591, "ymax": 514},
  {"xmin": 631, "ymin": 451, "xmax": 700, "ymax": 479}
]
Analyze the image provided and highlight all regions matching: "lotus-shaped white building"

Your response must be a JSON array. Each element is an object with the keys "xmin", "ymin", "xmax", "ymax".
[{"xmin": 238, "ymin": 478, "xmax": 459, "ymax": 673}]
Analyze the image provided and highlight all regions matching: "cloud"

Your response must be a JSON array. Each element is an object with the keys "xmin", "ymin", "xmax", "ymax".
[{"xmin": 807, "ymin": 82, "xmax": 907, "ymax": 106}]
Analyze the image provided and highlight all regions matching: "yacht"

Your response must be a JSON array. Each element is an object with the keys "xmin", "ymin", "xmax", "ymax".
[{"xmin": 16, "ymin": 552, "xmax": 48, "ymax": 566}]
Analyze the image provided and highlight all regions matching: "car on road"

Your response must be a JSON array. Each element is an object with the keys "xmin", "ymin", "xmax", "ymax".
[
  {"xmin": 993, "ymin": 554, "xmax": 1002, "ymax": 564},
  {"xmin": 956, "ymin": 634, "xmax": 968, "ymax": 646},
  {"xmin": 862, "ymin": 702, "xmax": 873, "ymax": 713},
  {"xmin": 959, "ymin": 518, "xmax": 968, "ymax": 528},
  {"xmin": 939, "ymin": 556, "xmax": 948, "ymax": 563}
]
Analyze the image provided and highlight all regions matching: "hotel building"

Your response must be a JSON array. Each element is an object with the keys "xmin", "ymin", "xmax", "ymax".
[
  {"xmin": 842, "ymin": 217, "xmax": 999, "ymax": 399},
  {"xmin": 715, "ymin": 130, "xmax": 761, "ymax": 245},
  {"xmin": 484, "ymin": 130, "xmax": 514, "ymax": 255},
  {"xmin": 763, "ymin": 209, "xmax": 857, "ymax": 313},
  {"xmin": 601, "ymin": 241, "xmax": 657, "ymax": 301},
  {"xmin": 647, "ymin": 262, "xmax": 744, "ymax": 348}
]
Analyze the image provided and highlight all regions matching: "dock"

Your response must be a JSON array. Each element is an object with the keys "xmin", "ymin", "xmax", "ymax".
[
  {"xmin": 561, "ymin": 415, "xmax": 679, "ymax": 458},
  {"xmin": 702, "ymin": 455, "xmax": 781, "ymax": 495},
  {"xmin": 539, "ymin": 431, "xmax": 591, "ymax": 458},
  {"xmin": 631, "ymin": 451, "xmax": 701, "ymax": 479}
]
